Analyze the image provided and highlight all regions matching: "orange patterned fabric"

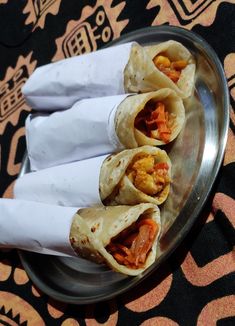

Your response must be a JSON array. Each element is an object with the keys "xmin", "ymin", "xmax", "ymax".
[{"xmin": 0, "ymin": 1, "xmax": 234, "ymax": 325}]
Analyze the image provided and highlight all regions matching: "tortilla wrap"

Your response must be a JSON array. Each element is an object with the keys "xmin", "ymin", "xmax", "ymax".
[
  {"xmin": 100, "ymin": 145, "xmax": 171, "ymax": 206},
  {"xmin": 14, "ymin": 146, "xmax": 171, "ymax": 207},
  {"xmin": 123, "ymin": 43, "xmax": 161, "ymax": 93},
  {"xmin": 70, "ymin": 203, "xmax": 161, "ymax": 276},
  {"xmin": 0, "ymin": 199, "xmax": 161, "ymax": 275},
  {"xmin": 115, "ymin": 88, "xmax": 185, "ymax": 147},
  {"xmin": 125, "ymin": 40, "xmax": 195, "ymax": 98}
]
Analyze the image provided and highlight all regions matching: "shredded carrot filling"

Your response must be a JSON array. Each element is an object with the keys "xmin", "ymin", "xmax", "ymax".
[
  {"xmin": 106, "ymin": 218, "xmax": 159, "ymax": 269},
  {"xmin": 135, "ymin": 101, "xmax": 172, "ymax": 143},
  {"xmin": 153, "ymin": 53, "xmax": 188, "ymax": 83},
  {"xmin": 126, "ymin": 154, "xmax": 170, "ymax": 197}
]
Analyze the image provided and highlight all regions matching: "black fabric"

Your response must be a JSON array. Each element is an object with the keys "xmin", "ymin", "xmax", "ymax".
[{"xmin": 0, "ymin": 1, "xmax": 234, "ymax": 324}]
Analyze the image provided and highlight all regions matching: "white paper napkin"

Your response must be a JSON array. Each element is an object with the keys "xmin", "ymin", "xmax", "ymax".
[
  {"xmin": 14, "ymin": 156, "xmax": 108, "ymax": 207},
  {"xmin": 0, "ymin": 198, "xmax": 78, "ymax": 256},
  {"xmin": 22, "ymin": 42, "xmax": 135, "ymax": 111},
  {"xmin": 26, "ymin": 94, "xmax": 129, "ymax": 171}
]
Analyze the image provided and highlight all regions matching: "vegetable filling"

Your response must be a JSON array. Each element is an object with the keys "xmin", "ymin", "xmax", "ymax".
[
  {"xmin": 153, "ymin": 53, "xmax": 187, "ymax": 83},
  {"xmin": 135, "ymin": 100, "xmax": 175, "ymax": 143},
  {"xmin": 106, "ymin": 216, "xmax": 159, "ymax": 269},
  {"xmin": 126, "ymin": 154, "xmax": 170, "ymax": 196}
]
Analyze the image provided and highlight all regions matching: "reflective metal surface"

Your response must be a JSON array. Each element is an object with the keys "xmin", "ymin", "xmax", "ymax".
[{"xmin": 18, "ymin": 26, "xmax": 229, "ymax": 304}]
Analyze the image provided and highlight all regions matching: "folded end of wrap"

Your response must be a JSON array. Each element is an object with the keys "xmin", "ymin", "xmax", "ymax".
[{"xmin": 69, "ymin": 204, "xmax": 161, "ymax": 276}]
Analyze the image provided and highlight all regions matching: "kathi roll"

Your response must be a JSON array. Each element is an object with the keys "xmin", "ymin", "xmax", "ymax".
[
  {"xmin": 14, "ymin": 146, "xmax": 171, "ymax": 207},
  {"xmin": 70, "ymin": 203, "xmax": 161, "ymax": 276},
  {"xmin": 101, "ymin": 146, "xmax": 171, "ymax": 206},
  {"xmin": 22, "ymin": 40, "xmax": 195, "ymax": 112},
  {"xmin": 26, "ymin": 90, "xmax": 183, "ymax": 171},
  {"xmin": 0, "ymin": 199, "xmax": 161, "ymax": 276}
]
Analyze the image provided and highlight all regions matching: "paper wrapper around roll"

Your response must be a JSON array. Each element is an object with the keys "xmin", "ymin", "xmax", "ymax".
[
  {"xmin": 22, "ymin": 42, "xmax": 138, "ymax": 111},
  {"xmin": 0, "ymin": 198, "xmax": 78, "ymax": 256},
  {"xmin": 14, "ymin": 146, "xmax": 171, "ymax": 207},
  {"xmin": 14, "ymin": 155, "xmax": 107, "ymax": 207},
  {"xmin": 26, "ymin": 94, "xmax": 129, "ymax": 171},
  {"xmin": 0, "ymin": 199, "xmax": 161, "ymax": 276}
]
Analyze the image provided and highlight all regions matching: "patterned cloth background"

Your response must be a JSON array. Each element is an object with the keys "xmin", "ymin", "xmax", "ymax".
[{"xmin": 0, "ymin": 0, "xmax": 235, "ymax": 325}]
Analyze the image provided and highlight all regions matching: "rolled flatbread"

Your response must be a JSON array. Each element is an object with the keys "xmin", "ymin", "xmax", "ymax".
[
  {"xmin": 70, "ymin": 203, "xmax": 161, "ymax": 276},
  {"xmin": 100, "ymin": 145, "xmax": 171, "ymax": 206},
  {"xmin": 141, "ymin": 40, "xmax": 196, "ymax": 98},
  {"xmin": 116, "ymin": 88, "xmax": 185, "ymax": 147}
]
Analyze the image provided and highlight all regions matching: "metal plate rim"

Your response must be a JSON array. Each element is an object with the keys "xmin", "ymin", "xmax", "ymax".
[{"xmin": 18, "ymin": 25, "xmax": 230, "ymax": 304}]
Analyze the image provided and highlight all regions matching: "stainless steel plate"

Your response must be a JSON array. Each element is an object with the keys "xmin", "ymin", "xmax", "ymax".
[{"xmin": 18, "ymin": 26, "xmax": 229, "ymax": 304}]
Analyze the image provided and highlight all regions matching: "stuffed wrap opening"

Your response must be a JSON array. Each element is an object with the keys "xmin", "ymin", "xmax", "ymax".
[
  {"xmin": 152, "ymin": 52, "xmax": 188, "ymax": 84},
  {"xmin": 134, "ymin": 99, "xmax": 177, "ymax": 143},
  {"xmin": 106, "ymin": 211, "xmax": 159, "ymax": 269},
  {"xmin": 125, "ymin": 153, "xmax": 170, "ymax": 198}
]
